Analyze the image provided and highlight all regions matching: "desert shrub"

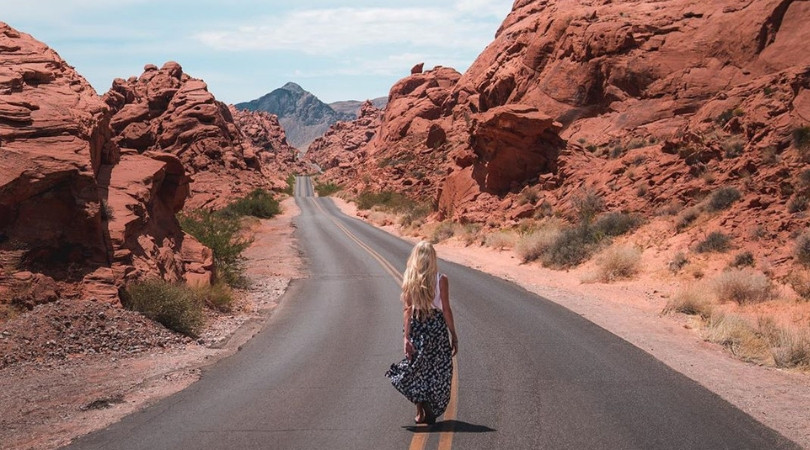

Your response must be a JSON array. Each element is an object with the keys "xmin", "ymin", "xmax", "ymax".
[
  {"xmin": 586, "ymin": 144, "xmax": 597, "ymax": 153},
  {"xmin": 123, "ymin": 279, "xmax": 204, "ymax": 337},
  {"xmin": 793, "ymin": 126, "xmax": 810, "ymax": 160},
  {"xmin": 707, "ymin": 187, "xmax": 741, "ymax": 212},
  {"xmin": 596, "ymin": 245, "xmax": 641, "ymax": 282},
  {"xmin": 284, "ymin": 174, "xmax": 296, "ymax": 195},
  {"xmin": 788, "ymin": 196, "xmax": 809, "ymax": 213},
  {"xmin": 593, "ymin": 212, "xmax": 641, "ymax": 237},
  {"xmin": 194, "ymin": 282, "xmax": 234, "ymax": 313},
  {"xmin": 798, "ymin": 169, "xmax": 810, "ymax": 190},
  {"xmin": 675, "ymin": 205, "xmax": 701, "ymax": 231},
  {"xmin": 730, "ymin": 251, "xmax": 755, "ymax": 268},
  {"xmin": 788, "ymin": 271, "xmax": 810, "ymax": 300},
  {"xmin": 517, "ymin": 187, "xmax": 540, "ymax": 205},
  {"xmin": 571, "ymin": 189, "xmax": 604, "ymax": 225},
  {"xmin": 515, "ymin": 227, "xmax": 562, "ymax": 263},
  {"xmin": 668, "ymin": 252, "xmax": 689, "ymax": 273},
  {"xmin": 315, "ymin": 182, "xmax": 341, "ymax": 197},
  {"xmin": 459, "ymin": 223, "xmax": 482, "ymax": 246},
  {"xmin": 695, "ymin": 231, "xmax": 731, "ymax": 253},
  {"xmin": 663, "ymin": 286, "xmax": 713, "ymax": 318},
  {"xmin": 715, "ymin": 108, "xmax": 743, "ymax": 127},
  {"xmin": 534, "ymin": 200, "xmax": 553, "ymax": 218},
  {"xmin": 178, "ymin": 209, "xmax": 252, "ymax": 287},
  {"xmin": 484, "ymin": 230, "xmax": 519, "ymax": 250},
  {"xmin": 220, "ymin": 189, "xmax": 280, "ymax": 219},
  {"xmin": 636, "ymin": 185, "xmax": 648, "ymax": 197},
  {"xmin": 795, "ymin": 231, "xmax": 810, "ymax": 267},
  {"xmin": 541, "ymin": 226, "xmax": 603, "ymax": 268},
  {"xmin": 609, "ymin": 145, "xmax": 625, "ymax": 159},
  {"xmin": 712, "ymin": 269, "xmax": 772, "ymax": 305},
  {"xmin": 771, "ymin": 327, "xmax": 810, "ymax": 368},
  {"xmin": 627, "ymin": 139, "xmax": 647, "ymax": 150},
  {"xmin": 722, "ymin": 138, "xmax": 745, "ymax": 159},
  {"xmin": 430, "ymin": 222, "xmax": 458, "ymax": 243},
  {"xmin": 399, "ymin": 202, "xmax": 432, "ymax": 228},
  {"xmin": 356, "ymin": 190, "xmax": 418, "ymax": 213},
  {"xmin": 704, "ymin": 313, "xmax": 771, "ymax": 364}
]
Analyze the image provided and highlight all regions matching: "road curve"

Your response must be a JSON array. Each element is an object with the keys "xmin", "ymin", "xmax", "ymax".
[{"xmin": 66, "ymin": 176, "xmax": 799, "ymax": 450}]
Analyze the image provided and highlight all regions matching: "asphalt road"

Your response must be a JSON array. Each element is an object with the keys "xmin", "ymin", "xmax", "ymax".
[{"xmin": 66, "ymin": 176, "xmax": 799, "ymax": 450}]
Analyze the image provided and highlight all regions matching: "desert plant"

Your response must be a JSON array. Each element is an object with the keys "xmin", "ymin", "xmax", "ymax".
[
  {"xmin": 795, "ymin": 231, "xmax": 810, "ymax": 267},
  {"xmin": 663, "ymin": 286, "xmax": 713, "ymax": 318},
  {"xmin": 704, "ymin": 313, "xmax": 771, "ymax": 364},
  {"xmin": 707, "ymin": 187, "xmax": 741, "ymax": 212},
  {"xmin": 596, "ymin": 245, "xmax": 642, "ymax": 282},
  {"xmin": 793, "ymin": 126, "xmax": 810, "ymax": 160},
  {"xmin": 722, "ymin": 138, "xmax": 745, "ymax": 159},
  {"xmin": 123, "ymin": 279, "xmax": 204, "ymax": 337},
  {"xmin": 788, "ymin": 270, "xmax": 810, "ymax": 300},
  {"xmin": 715, "ymin": 108, "xmax": 743, "ymax": 127},
  {"xmin": 517, "ymin": 187, "xmax": 540, "ymax": 205},
  {"xmin": 586, "ymin": 144, "xmax": 598, "ymax": 153},
  {"xmin": 593, "ymin": 212, "xmax": 641, "ymax": 237},
  {"xmin": 609, "ymin": 145, "xmax": 625, "ymax": 159},
  {"xmin": 730, "ymin": 251, "xmax": 755, "ymax": 268},
  {"xmin": 484, "ymin": 230, "xmax": 519, "ymax": 250},
  {"xmin": 194, "ymin": 282, "xmax": 234, "ymax": 313},
  {"xmin": 798, "ymin": 169, "xmax": 810, "ymax": 190},
  {"xmin": 571, "ymin": 189, "xmax": 604, "ymax": 225},
  {"xmin": 675, "ymin": 205, "xmax": 701, "ymax": 231},
  {"xmin": 315, "ymin": 182, "xmax": 341, "ymax": 197},
  {"xmin": 695, "ymin": 231, "xmax": 732, "ymax": 253},
  {"xmin": 459, "ymin": 223, "xmax": 482, "ymax": 246},
  {"xmin": 541, "ymin": 226, "xmax": 603, "ymax": 268},
  {"xmin": 284, "ymin": 174, "xmax": 296, "ymax": 195},
  {"xmin": 788, "ymin": 196, "xmax": 809, "ymax": 214},
  {"xmin": 534, "ymin": 200, "xmax": 553, "ymax": 218},
  {"xmin": 668, "ymin": 252, "xmax": 689, "ymax": 273},
  {"xmin": 712, "ymin": 269, "xmax": 772, "ymax": 305},
  {"xmin": 636, "ymin": 184, "xmax": 648, "ymax": 197},
  {"xmin": 515, "ymin": 227, "xmax": 562, "ymax": 263},
  {"xmin": 430, "ymin": 221, "xmax": 458, "ymax": 243},
  {"xmin": 220, "ymin": 189, "xmax": 280, "ymax": 219},
  {"xmin": 771, "ymin": 327, "xmax": 810, "ymax": 368},
  {"xmin": 178, "ymin": 209, "xmax": 252, "ymax": 287}
]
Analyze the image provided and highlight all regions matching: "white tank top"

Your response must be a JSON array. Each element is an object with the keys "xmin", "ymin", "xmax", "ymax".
[{"xmin": 432, "ymin": 273, "xmax": 445, "ymax": 311}]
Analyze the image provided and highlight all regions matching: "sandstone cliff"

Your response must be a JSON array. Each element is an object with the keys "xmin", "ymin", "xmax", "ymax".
[{"xmin": 308, "ymin": 0, "xmax": 810, "ymax": 272}]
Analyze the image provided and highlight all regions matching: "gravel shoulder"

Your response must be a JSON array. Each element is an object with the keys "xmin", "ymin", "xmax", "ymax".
[{"xmin": 0, "ymin": 198, "xmax": 303, "ymax": 450}]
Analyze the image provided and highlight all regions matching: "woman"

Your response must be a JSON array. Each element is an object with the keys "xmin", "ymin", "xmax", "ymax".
[{"xmin": 385, "ymin": 241, "xmax": 458, "ymax": 425}]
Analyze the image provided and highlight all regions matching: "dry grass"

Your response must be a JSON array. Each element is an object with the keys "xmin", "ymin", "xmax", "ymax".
[
  {"xmin": 430, "ymin": 221, "xmax": 459, "ymax": 243},
  {"xmin": 663, "ymin": 285, "xmax": 713, "ymax": 318},
  {"xmin": 458, "ymin": 223, "xmax": 482, "ymax": 246},
  {"xmin": 704, "ymin": 313, "xmax": 772, "ymax": 364},
  {"xmin": 596, "ymin": 245, "xmax": 642, "ymax": 282},
  {"xmin": 788, "ymin": 270, "xmax": 810, "ymax": 300},
  {"xmin": 771, "ymin": 326, "xmax": 810, "ymax": 368},
  {"xmin": 483, "ymin": 230, "xmax": 519, "ymax": 250},
  {"xmin": 193, "ymin": 282, "xmax": 235, "ymax": 313},
  {"xmin": 712, "ymin": 269, "xmax": 773, "ymax": 304},
  {"xmin": 515, "ymin": 226, "xmax": 562, "ymax": 263}
]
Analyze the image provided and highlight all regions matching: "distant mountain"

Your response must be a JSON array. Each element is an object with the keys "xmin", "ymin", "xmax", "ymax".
[
  {"xmin": 329, "ymin": 97, "xmax": 388, "ymax": 118},
  {"xmin": 235, "ymin": 82, "xmax": 354, "ymax": 149}
]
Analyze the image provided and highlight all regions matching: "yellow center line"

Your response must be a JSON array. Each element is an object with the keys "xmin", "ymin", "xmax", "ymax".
[{"xmin": 304, "ymin": 188, "xmax": 458, "ymax": 450}]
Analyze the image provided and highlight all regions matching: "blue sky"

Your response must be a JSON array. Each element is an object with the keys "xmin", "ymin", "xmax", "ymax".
[{"xmin": 3, "ymin": 0, "xmax": 513, "ymax": 104}]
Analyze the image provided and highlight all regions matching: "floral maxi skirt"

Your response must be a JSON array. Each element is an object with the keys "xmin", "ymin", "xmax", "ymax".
[{"xmin": 385, "ymin": 312, "xmax": 453, "ymax": 417}]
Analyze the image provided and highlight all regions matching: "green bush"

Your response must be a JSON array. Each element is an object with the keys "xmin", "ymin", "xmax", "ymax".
[
  {"xmin": 284, "ymin": 174, "xmax": 296, "ymax": 195},
  {"xmin": 356, "ymin": 190, "xmax": 413, "ymax": 212},
  {"xmin": 593, "ymin": 212, "xmax": 641, "ymax": 237},
  {"xmin": 707, "ymin": 187, "xmax": 741, "ymax": 212},
  {"xmin": 178, "ymin": 209, "xmax": 252, "ymax": 287},
  {"xmin": 194, "ymin": 282, "xmax": 235, "ymax": 313},
  {"xmin": 220, "ymin": 189, "xmax": 280, "ymax": 219},
  {"xmin": 542, "ymin": 226, "xmax": 603, "ymax": 268},
  {"xmin": 123, "ymin": 279, "xmax": 204, "ymax": 337},
  {"xmin": 696, "ymin": 231, "xmax": 732, "ymax": 253},
  {"xmin": 315, "ymin": 182, "xmax": 341, "ymax": 197}
]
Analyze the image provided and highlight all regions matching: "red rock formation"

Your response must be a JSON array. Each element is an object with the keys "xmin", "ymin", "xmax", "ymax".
[
  {"xmin": 307, "ymin": 100, "xmax": 382, "ymax": 172},
  {"xmin": 103, "ymin": 63, "xmax": 281, "ymax": 209},
  {"xmin": 308, "ymin": 0, "xmax": 810, "ymax": 271},
  {"xmin": 0, "ymin": 23, "xmax": 211, "ymax": 307},
  {"xmin": 229, "ymin": 106, "xmax": 310, "ymax": 189}
]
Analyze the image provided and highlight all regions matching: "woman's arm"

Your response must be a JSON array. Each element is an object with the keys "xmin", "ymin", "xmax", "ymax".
[
  {"xmin": 439, "ymin": 275, "xmax": 458, "ymax": 356},
  {"xmin": 402, "ymin": 293, "xmax": 415, "ymax": 359}
]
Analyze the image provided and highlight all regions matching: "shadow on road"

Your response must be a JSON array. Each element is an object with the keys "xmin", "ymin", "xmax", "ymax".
[{"xmin": 403, "ymin": 419, "xmax": 496, "ymax": 434}]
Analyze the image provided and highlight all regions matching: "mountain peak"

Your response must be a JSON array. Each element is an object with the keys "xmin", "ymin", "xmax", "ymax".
[{"xmin": 280, "ymin": 82, "xmax": 305, "ymax": 93}]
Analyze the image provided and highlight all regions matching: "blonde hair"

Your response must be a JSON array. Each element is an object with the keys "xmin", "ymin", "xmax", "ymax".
[{"xmin": 402, "ymin": 241, "xmax": 438, "ymax": 321}]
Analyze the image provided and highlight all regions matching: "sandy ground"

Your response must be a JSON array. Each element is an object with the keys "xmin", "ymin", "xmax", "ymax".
[
  {"xmin": 0, "ymin": 198, "xmax": 303, "ymax": 450},
  {"xmin": 331, "ymin": 197, "xmax": 810, "ymax": 449}
]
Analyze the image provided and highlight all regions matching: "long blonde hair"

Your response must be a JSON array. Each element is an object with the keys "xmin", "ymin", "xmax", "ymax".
[{"xmin": 402, "ymin": 241, "xmax": 438, "ymax": 320}]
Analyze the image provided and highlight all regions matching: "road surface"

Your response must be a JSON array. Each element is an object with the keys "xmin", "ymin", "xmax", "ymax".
[{"xmin": 66, "ymin": 176, "xmax": 798, "ymax": 449}]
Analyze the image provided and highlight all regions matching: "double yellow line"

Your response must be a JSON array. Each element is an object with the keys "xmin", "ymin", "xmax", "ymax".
[{"xmin": 306, "ymin": 193, "xmax": 458, "ymax": 450}]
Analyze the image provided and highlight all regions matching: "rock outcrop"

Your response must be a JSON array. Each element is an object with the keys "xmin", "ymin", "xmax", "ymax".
[
  {"xmin": 103, "ymin": 63, "xmax": 288, "ymax": 209},
  {"xmin": 307, "ymin": 0, "xmax": 810, "ymax": 270},
  {"xmin": 307, "ymin": 100, "xmax": 382, "ymax": 172},
  {"xmin": 0, "ymin": 24, "xmax": 213, "ymax": 308}
]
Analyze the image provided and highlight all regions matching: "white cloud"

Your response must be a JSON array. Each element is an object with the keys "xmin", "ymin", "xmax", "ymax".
[{"xmin": 194, "ymin": 6, "xmax": 497, "ymax": 54}]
